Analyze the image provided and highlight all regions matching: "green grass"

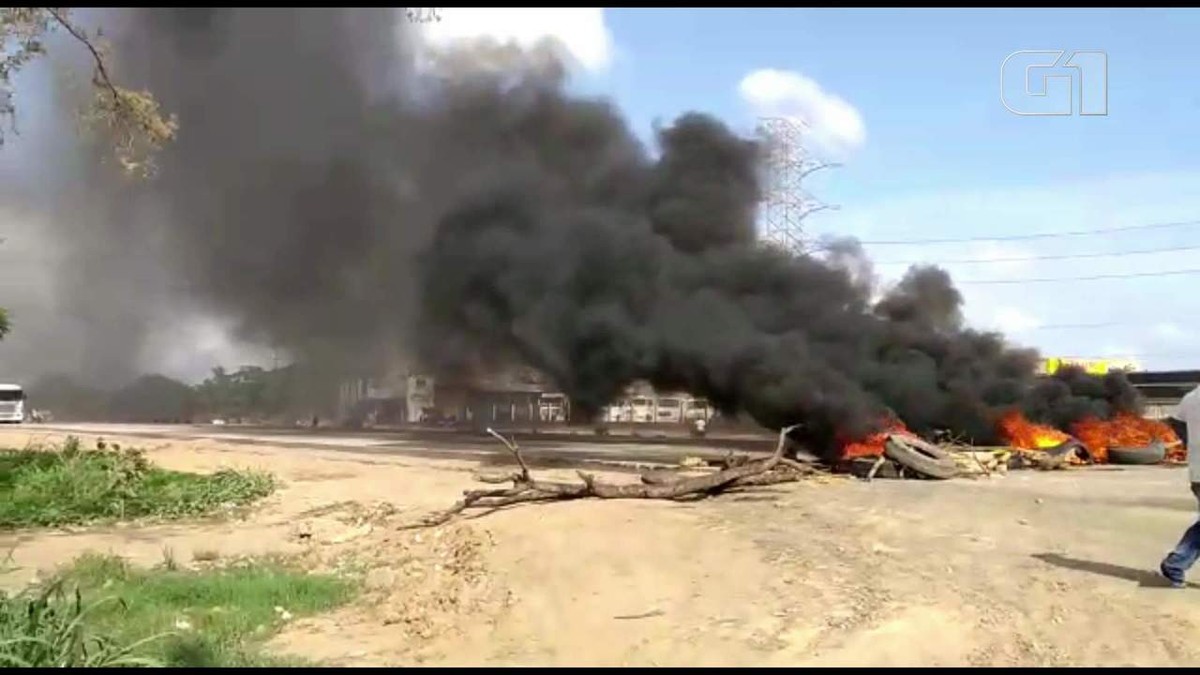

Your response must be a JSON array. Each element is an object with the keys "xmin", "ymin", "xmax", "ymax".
[
  {"xmin": 0, "ymin": 580, "xmax": 169, "ymax": 667},
  {"xmin": 2, "ymin": 553, "xmax": 358, "ymax": 667},
  {"xmin": 0, "ymin": 437, "xmax": 275, "ymax": 529}
]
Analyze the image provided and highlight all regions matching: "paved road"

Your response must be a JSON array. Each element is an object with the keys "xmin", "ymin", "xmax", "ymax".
[{"xmin": 27, "ymin": 423, "xmax": 777, "ymax": 470}]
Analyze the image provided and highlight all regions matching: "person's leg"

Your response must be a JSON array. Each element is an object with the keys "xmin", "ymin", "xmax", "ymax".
[{"xmin": 1161, "ymin": 483, "xmax": 1200, "ymax": 585}]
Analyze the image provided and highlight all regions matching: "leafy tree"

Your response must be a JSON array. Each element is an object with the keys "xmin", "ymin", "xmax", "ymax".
[
  {"xmin": 1, "ymin": 7, "xmax": 177, "ymax": 177},
  {"xmin": 194, "ymin": 366, "xmax": 296, "ymax": 420},
  {"xmin": 107, "ymin": 374, "xmax": 195, "ymax": 422},
  {"xmin": 2, "ymin": 8, "xmax": 178, "ymax": 344}
]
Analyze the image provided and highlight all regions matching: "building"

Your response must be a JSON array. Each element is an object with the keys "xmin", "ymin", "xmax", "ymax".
[
  {"xmin": 1125, "ymin": 370, "xmax": 1200, "ymax": 420},
  {"xmin": 431, "ymin": 366, "xmax": 570, "ymax": 426},
  {"xmin": 337, "ymin": 370, "xmax": 431, "ymax": 425},
  {"xmin": 337, "ymin": 362, "xmax": 721, "ymax": 429},
  {"xmin": 337, "ymin": 364, "xmax": 570, "ymax": 427},
  {"xmin": 1038, "ymin": 357, "xmax": 1141, "ymax": 376}
]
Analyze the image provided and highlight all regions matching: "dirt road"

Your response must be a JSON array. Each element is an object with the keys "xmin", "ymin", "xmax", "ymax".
[{"xmin": 3, "ymin": 425, "xmax": 1200, "ymax": 666}]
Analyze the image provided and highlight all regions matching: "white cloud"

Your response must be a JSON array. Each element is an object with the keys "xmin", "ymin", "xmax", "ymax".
[
  {"xmin": 416, "ymin": 8, "xmax": 614, "ymax": 73},
  {"xmin": 738, "ymin": 68, "xmax": 866, "ymax": 156}
]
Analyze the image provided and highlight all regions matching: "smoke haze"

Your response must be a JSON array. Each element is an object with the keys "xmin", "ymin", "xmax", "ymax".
[{"xmin": 0, "ymin": 9, "xmax": 1145, "ymax": 445}]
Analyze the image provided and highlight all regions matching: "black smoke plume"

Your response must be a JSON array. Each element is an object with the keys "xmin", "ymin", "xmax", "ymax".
[
  {"xmin": 0, "ymin": 9, "xmax": 1144, "ymax": 446},
  {"xmin": 1022, "ymin": 365, "xmax": 1144, "ymax": 431}
]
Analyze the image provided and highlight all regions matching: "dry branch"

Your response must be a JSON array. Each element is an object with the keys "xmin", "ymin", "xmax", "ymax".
[
  {"xmin": 485, "ymin": 427, "xmax": 530, "ymax": 482},
  {"xmin": 865, "ymin": 454, "xmax": 888, "ymax": 482},
  {"xmin": 401, "ymin": 424, "xmax": 806, "ymax": 529}
]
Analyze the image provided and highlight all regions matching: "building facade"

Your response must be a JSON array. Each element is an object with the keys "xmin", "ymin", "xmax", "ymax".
[
  {"xmin": 337, "ymin": 364, "xmax": 570, "ymax": 427},
  {"xmin": 1125, "ymin": 370, "xmax": 1200, "ymax": 420},
  {"xmin": 338, "ymin": 367, "xmax": 713, "ymax": 428}
]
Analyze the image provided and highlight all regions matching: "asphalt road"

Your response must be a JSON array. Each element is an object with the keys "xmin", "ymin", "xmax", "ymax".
[{"xmin": 25, "ymin": 422, "xmax": 778, "ymax": 470}]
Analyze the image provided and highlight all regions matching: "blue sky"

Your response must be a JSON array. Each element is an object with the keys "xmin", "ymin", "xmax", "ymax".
[{"xmin": 575, "ymin": 8, "xmax": 1200, "ymax": 370}]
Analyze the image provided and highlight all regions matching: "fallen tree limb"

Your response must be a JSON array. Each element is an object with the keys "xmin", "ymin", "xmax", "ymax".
[
  {"xmin": 486, "ymin": 427, "xmax": 531, "ymax": 482},
  {"xmin": 400, "ymin": 423, "xmax": 804, "ymax": 529},
  {"xmin": 865, "ymin": 454, "xmax": 888, "ymax": 482}
]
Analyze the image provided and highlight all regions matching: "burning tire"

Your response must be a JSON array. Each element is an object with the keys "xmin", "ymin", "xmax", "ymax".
[
  {"xmin": 883, "ymin": 435, "xmax": 959, "ymax": 480},
  {"xmin": 1048, "ymin": 438, "xmax": 1091, "ymax": 464},
  {"xmin": 1107, "ymin": 441, "xmax": 1166, "ymax": 466}
]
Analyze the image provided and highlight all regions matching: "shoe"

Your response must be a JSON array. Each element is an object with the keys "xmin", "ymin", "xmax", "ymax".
[{"xmin": 1160, "ymin": 561, "xmax": 1186, "ymax": 588}]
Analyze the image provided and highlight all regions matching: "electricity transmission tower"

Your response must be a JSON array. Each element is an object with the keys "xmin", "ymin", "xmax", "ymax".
[{"xmin": 758, "ymin": 117, "xmax": 840, "ymax": 255}]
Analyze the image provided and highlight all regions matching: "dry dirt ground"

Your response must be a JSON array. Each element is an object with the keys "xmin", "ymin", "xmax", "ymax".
[{"xmin": 2, "ymin": 426, "xmax": 1200, "ymax": 667}]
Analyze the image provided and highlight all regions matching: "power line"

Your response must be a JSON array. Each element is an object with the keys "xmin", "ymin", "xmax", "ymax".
[
  {"xmin": 874, "ymin": 242, "xmax": 1200, "ymax": 266},
  {"xmin": 1023, "ymin": 321, "xmax": 1145, "ymax": 331},
  {"xmin": 960, "ymin": 267, "xmax": 1200, "ymax": 285},
  {"xmin": 842, "ymin": 218, "xmax": 1200, "ymax": 246}
]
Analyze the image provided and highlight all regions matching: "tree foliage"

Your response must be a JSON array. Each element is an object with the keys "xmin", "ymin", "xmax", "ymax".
[
  {"xmin": 24, "ymin": 373, "xmax": 107, "ymax": 418},
  {"xmin": 0, "ymin": 307, "xmax": 8, "ymax": 340},
  {"xmin": 194, "ymin": 366, "xmax": 297, "ymax": 420},
  {"xmin": 26, "ymin": 366, "xmax": 304, "ymax": 423},
  {"xmin": 0, "ymin": 7, "xmax": 177, "ymax": 178},
  {"xmin": 106, "ymin": 374, "xmax": 195, "ymax": 422}
]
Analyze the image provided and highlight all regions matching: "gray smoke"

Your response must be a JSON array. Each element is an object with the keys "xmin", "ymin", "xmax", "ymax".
[
  {"xmin": 2, "ymin": 9, "xmax": 426, "ymax": 392},
  {"xmin": 0, "ymin": 9, "xmax": 1140, "ymax": 447}
]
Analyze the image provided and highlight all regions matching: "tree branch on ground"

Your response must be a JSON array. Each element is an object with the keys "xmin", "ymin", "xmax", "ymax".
[
  {"xmin": 1, "ymin": 7, "xmax": 177, "ymax": 178},
  {"xmin": 401, "ymin": 424, "xmax": 817, "ymax": 529}
]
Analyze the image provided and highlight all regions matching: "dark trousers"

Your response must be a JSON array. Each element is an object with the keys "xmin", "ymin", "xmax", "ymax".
[{"xmin": 1162, "ymin": 482, "xmax": 1200, "ymax": 582}]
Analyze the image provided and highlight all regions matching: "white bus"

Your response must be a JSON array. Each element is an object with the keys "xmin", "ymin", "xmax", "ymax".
[{"xmin": 0, "ymin": 384, "xmax": 26, "ymax": 423}]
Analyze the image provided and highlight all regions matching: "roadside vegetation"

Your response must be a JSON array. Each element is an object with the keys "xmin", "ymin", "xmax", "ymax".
[
  {"xmin": 0, "ymin": 436, "xmax": 274, "ymax": 529},
  {"xmin": 27, "ymin": 364, "xmax": 324, "ymax": 423},
  {"xmin": 1, "ymin": 553, "xmax": 357, "ymax": 667}
]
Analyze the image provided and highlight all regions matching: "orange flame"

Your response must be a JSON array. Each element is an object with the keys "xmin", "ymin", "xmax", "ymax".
[
  {"xmin": 839, "ymin": 419, "xmax": 915, "ymax": 459},
  {"xmin": 1070, "ymin": 413, "xmax": 1182, "ymax": 464},
  {"xmin": 997, "ymin": 410, "xmax": 1071, "ymax": 450}
]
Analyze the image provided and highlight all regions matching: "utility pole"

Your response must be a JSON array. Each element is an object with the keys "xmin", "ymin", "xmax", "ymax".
[{"xmin": 757, "ymin": 117, "xmax": 840, "ymax": 255}]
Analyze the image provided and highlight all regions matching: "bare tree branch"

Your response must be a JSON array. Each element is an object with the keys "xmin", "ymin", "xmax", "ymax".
[
  {"xmin": 401, "ymin": 424, "xmax": 815, "ymax": 529},
  {"xmin": 486, "ymin": 427, "xmax": 530, "ymax": 482},
  {"xmin": 43, "ymin": 8, "xmax": 118, "ymax": 101},
  {"xmin": 1, "ymin": 8, "xmax": 178, "ymax": 177}
]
